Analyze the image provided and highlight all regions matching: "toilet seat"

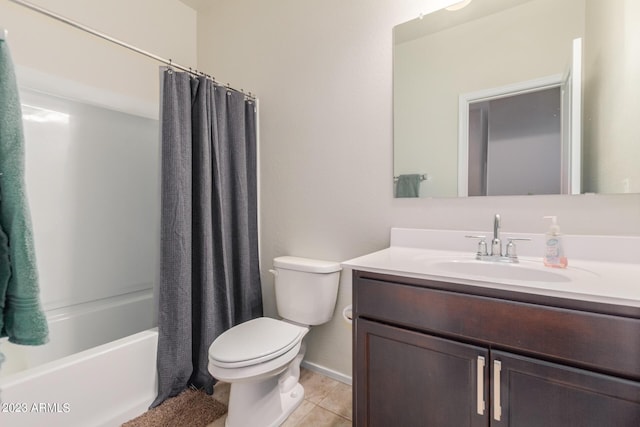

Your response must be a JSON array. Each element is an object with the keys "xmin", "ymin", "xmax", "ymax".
[{"xmin": 209, "ymin": 317, "xmax": 306, "ymax": 368}]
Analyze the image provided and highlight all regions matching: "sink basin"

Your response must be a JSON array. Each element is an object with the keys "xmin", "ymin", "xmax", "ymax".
[{"xmin": 428, "ymin": 260, "xmax": 571, "ymax": 283}]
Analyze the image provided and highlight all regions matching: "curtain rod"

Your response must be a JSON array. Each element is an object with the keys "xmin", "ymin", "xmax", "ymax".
[{"xmin": 9, "ymin": 0, "xmax": 256, "ymax": 100}]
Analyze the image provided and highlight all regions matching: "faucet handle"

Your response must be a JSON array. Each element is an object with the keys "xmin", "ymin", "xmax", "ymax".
[
  {"xmin": 465, "ymin": 235, "xmax": 488, "ymax": 257},
  {"xmin": 505, "ymin": 238, "xmax": 531, "ymax": 259}
]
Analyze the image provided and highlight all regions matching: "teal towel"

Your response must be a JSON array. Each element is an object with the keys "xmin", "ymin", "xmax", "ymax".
[
  {"xmin": 395, "ymin": 174, "xmax": 421, "ymax": 198},
  {"xmin": 0, "ymin": 40, "xmax": 48, "ymax": 346}
]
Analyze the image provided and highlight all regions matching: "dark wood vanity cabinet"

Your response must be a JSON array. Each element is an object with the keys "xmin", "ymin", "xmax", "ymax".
[
  {"xmin": 353, "ymin": 271, "xmax": 640, "ymax": 427},
  {"xmin": 493, "ymin": 351, "xmax": 640, "ymax": 427},
  {"xmin": 356, "ymin": 319, "xmax": 489, "ymax": 426}
]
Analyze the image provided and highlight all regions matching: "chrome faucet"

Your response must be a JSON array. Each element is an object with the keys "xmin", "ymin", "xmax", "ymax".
[
  {"xmin": 491, "ymin": 214, "xmax": 501, "ymax": 256},
  {"xmin": 466, "ymin": 214, "xmax": 530, "ymax": 263}
]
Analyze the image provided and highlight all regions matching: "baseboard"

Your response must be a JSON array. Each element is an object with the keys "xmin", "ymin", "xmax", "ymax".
[{"xmin": 301, "ymin": 360, "xmax": 352, "ymax": 386}]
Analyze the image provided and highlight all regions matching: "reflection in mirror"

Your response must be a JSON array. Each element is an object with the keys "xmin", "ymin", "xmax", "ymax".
[
  {"xmin": 467, "ymin": 86, "xmax": 562, "ymax": 196},
  {"xmin": 393, "ymin": 0, "xmax": 640, "ymax": 198}
]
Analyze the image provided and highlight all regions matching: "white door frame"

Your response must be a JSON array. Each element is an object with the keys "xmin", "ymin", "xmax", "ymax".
[
  {"xmin": 457, "ymin": 74, "xmax": 563, "ymax": 196},
  {"xmin": 569, "ymin": 38, "xmax": 582, "ymax": 195}
]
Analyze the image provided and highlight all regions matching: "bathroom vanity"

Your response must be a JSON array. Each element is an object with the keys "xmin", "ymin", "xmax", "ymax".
[{"xmin": 344, "ymin": 229, "xmax": 640, "ymax": 427}]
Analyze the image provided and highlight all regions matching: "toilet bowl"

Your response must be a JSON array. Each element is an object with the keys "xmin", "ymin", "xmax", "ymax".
[
  {"xmin": 208, "ymin": 256, "xmax": 341, "ymax": 427},
  {"xmin": 209, "ymin": 317, "xmax": 308, "ymax": 383},
  {"xmin": 208, "ymin": 317, "xmax": 309, "ymax": 427}
]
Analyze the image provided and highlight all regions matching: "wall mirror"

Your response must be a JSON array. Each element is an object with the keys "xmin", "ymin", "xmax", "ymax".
[{"xmin": 393, "ymin": 0, "xmax": 640, "ymax": 198}]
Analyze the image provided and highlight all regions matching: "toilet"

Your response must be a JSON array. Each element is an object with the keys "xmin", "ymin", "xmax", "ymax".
[{"xmin": 208, "ymin": 256, "xmax": 341, "ymax": 427}]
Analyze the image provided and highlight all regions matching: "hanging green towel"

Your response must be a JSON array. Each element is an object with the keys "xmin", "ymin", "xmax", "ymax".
[
  {"xmin": 395, "ymin": 174, "xmax": 422, "ymax": 198},
  {"xmin": 0, "ymin": 40, "xmax": 48, "ymax": 345}
]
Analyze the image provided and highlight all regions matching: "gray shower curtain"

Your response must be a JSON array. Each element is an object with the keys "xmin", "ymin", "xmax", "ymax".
[{"xmin": 152, "ymin": 70, "xmax": 262, "ymax": 407}]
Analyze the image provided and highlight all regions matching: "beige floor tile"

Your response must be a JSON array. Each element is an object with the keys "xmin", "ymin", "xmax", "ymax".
[
  {"xmin": 318, "ymin": 382, "xmax": 353, "ymax": 420},
  {"xmin": 282, "ymin": 400, "xmax": 317, "ymax": 427},
  {"xmin": 209, "ymin": 370, "xmax": 352, "ymax": 426},
  {"xmin": 300, "ymin": 368, "xmax": 340, "ymax": 404},
  {"xmin": 295, "ymin": 406, "xmax": 351, "ymax": 427},
  {"xmin": 206, "ymin": 382, "xmax": 229, "ymax": 427},
  {"xmin": 206, "ymin": 413, "xmax": 227, "ymax": 427},
  {"xmin": 213, "ymin": 381, "xmax": 231, "ymax": 406}
]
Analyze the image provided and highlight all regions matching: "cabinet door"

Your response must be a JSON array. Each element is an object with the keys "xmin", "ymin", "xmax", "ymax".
[
  {"xmin": 491, "ymin": 351, "xmax": 640, "ymax": 426},
  {"xmin": 355, "ymin": 319, "xmax": 489, "ymax": 427}
]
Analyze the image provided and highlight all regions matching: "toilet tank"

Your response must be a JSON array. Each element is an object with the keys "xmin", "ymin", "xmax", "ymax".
[{"xmin": 272, "ymin": 256, "xmax": 341, "ymax": 326}]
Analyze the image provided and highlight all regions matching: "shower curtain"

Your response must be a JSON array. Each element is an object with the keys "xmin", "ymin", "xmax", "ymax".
[{"xmin": 152, "ymin": 70, "xmax": 262, "ymax": 407}]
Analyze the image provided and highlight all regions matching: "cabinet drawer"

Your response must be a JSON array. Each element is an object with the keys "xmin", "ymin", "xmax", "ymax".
[{"xmin": 355, "ymin": 274, "xmax": 640, "ymax": 380}]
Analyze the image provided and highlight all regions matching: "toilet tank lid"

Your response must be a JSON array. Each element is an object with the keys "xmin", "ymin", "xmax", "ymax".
[{"xmin": 274, "ymin": 256, "xmax": 341, "ymax": 273}]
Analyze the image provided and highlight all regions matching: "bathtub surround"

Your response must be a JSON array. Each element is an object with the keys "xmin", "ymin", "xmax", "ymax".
[
  {"xmin": 154, "ymin": 70, "xmax": 262, "ymax": 406},
  {"xmin": 0, "ymin": 39, "xmax": 48, "ymax": 349}
]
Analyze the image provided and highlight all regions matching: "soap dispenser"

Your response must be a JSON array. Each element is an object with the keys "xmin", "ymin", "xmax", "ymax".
[{"xmin": 543, "ymin": 216, "xmax": 568, "ymax": 268}]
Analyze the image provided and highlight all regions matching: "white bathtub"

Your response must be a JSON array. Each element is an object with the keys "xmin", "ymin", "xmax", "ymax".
[
  {"xmin": 0, "ymin": 289, "xmax": 154, "ymax": 376},
  {"xmin": 0, "ymin": 289, "xmax": 157, "ymax": 426},
  {"xmin": 0, "ymin": 328, "xmax": 158, "ymax": 426}
]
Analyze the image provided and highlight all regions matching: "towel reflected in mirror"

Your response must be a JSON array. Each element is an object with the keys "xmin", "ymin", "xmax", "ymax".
[{"xmin": 395, "ymin": 174, "xmax": 422, "ymax": 198}]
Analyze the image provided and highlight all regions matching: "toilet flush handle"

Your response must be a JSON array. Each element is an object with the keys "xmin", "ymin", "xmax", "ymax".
[{"xmin": 268, "ymin": 269, "xmax": 278, "ymax": 276}]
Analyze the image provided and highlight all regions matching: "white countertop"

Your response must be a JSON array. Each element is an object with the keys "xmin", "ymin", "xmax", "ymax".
[{"xmin": 342, "ymin": 229, "xmax": 640, "ymax": 308}]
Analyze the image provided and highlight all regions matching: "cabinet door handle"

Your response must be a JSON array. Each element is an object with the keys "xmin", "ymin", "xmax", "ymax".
[
  {"xmin": 493, "ymin": 360, "xmax": 502, "ymax": 421},
  {"xmin": 477, "ymin": 356, "xmax": 485, "ymax": 415}
]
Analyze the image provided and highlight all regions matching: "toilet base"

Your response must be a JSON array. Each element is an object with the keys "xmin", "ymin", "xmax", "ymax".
[
  {"xmin": 225, "ymin": 379, "xmax": 304, "ymax": 427},
  {"xmin": 210, "ymin": 325, "xmax": 310, "ymax": 427}
]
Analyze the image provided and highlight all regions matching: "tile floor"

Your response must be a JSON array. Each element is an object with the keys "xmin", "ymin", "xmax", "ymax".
[{"xmin": 208, "ymin": 368, "xmax": 352, "ymax": 426}]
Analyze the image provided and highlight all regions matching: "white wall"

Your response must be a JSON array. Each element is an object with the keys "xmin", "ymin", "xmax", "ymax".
[
  {"xmin": 195, "ymin": 0, "xmax": 640, "ymax": 380},
  {"xmin": 583, "ymin": 0, "xmax": 640, "ymax": 194},
  {"xmin": 0, "ymin": 0, "xmax": 196, "ymax": 111}
]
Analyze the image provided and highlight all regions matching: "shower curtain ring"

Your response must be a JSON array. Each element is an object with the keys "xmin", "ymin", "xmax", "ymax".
[{"xmin": 167, "ymin": 59, "xmax": 173, "ymax": 74}]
